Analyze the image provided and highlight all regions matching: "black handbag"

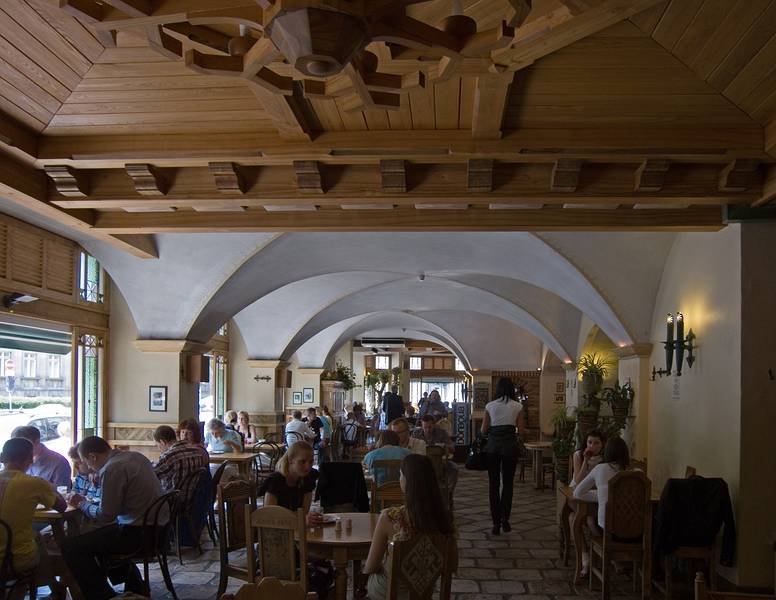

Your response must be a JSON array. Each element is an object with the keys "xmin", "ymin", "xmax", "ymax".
[{"xmin": 465, "ymin": 436, "xmax": 489, "ymax": 471}]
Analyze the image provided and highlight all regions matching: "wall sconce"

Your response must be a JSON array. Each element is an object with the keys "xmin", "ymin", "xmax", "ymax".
[
  {"xmin": 651, "ymin": 312, "xmax": 696, "ymax": 380},
  {"xmin": 253, "ymin": 375, "xmax": 272, "ymax": 382}
]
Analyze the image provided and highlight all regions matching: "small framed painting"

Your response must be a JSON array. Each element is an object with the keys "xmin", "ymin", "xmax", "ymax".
[
  {"xmin": 292, "ymin": 391, "xmax": 302, "ymax": 405},
  {"xmin": 303, "ymin": 387, "xmax": 314, "ymax": 403},
  {"xmin": 554, "ymin": 394, "xmax": 565, "ymax": 404},
  {"xmin": 555, "ymin": 381, "xmax": 564, "ymax": 393},
  {"xmin": 149, "ymin": 385, "xmax": 168, "ymax": 412}
]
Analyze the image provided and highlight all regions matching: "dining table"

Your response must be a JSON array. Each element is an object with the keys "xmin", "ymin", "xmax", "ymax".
[
  {"xmin": 558, "ymin": 483, "xmax": 661, "ymax": 584},
  {"xmin": 523, "ymin": 441, "xmax": 552, "ymax": 490},
  {"xmin": 306, "ymin": 511, "xmax": 379, "ymax": 600},
  {"xmin": 208, "ymin": 451, "xmax": 261, "ymax": 479},
  {"xmin": 34, "ymin": 504, "xmax": 81, "ymax": 542}
]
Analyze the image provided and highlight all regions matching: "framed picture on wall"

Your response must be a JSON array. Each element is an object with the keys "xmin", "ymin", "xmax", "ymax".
[
  {"xmin": 554, "ymin": 394, "xmax": 565, "ymax": 404},
  {"xmin": 292, "ymin": 391, "xmax": 302, "ymax": 405},
  {"xmin": 149, "ymin": 385, "xmax": 168, "ymax": 412},
  {"xmin": 555, "ymin": 382, "xmax": 564, "ymax": 393},
  {"xmin": 303, "ymin": 387, "xmax": 314, "ymax": 403}
]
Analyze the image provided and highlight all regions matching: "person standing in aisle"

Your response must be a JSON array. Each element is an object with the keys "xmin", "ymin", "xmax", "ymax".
[{"xmin": 481, "ymin": 377, "xmax": 526, "ymax": 535}]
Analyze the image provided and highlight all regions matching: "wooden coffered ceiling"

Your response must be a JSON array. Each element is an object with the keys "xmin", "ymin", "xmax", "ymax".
[{"xmin": 0, "ymin": 0, "xmax": 775, "ymax": 258}]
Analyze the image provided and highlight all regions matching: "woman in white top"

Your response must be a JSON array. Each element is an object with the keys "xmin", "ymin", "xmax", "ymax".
[
  {"xmin": 572, "ymin": 436, "xmax": 630, "ymax": 576},
  {"xmin": 481, "ymin": 377, "xmax": 526, "ymax": 535},
  {"xmin": 570, "ymin": 430, "xmax": 605, "ymax": 487}
]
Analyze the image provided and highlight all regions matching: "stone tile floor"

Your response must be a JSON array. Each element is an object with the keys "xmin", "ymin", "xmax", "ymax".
[{"xmin": 144, "ymin": 469, "xmax": 646, "ymax": 600}]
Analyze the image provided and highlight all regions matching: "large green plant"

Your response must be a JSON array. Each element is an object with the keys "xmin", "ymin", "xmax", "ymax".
[
  {"xmin": 364, "ymin": 367, "xmax": 401, "ymax": 410},
  {"xmin": 321, "ymin": 360, "xmax": 358, "ymax": 390},
  {"xmin": 602, "ymin": 380, "xmax": 634, "ymax": 414},
  {"xmin": 550, "ymin": 406, "xmax": 576, "ymax": 438}
]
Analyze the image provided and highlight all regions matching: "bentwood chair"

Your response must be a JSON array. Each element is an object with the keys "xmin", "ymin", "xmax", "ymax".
[
  {"xmin": 589, "ymin": 470, "xmax": 652, "ymax": 600},
  {"xmin": 371, "ymin": 480, "xmax": 405, "ymax": 513},
  {"xmin": 216, "ymin": 479, "xmax": 258, "ymax": 599},
  {"xmin": 384, "ymin": 534, "xmax": 457, "ymax": 600},
  {"xmin": 285, "ymin": 431, "xmax": 305, "ymax": 448},
  {"xmin": 208, "ymin": 460, "xmax": 230, "ymax": 541},
  {"xmin": 245, "ymin": 505, "xmax": 308, "ymax": 590},
  {"xmin": 220, "ymin": 576, "xmax": 318, "ymax": 600},
  {"xmin": 108, "ymin": 490, "xmax": 179, "ymax": 600},
  {"xmin": 251, "ymin": 441, "xmax": 283, "ymax": 488},
  {"xmin": 0, "ymin": 518, "xmax": 37, "ymax": 600},
  {"xmin": 175, "ymin": 467, "xmax": 210, "ymax": 562}
]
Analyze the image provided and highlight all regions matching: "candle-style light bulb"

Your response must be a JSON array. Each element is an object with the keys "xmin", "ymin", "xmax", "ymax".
[
  {"xmin": 665, "ymin": 313, "xmax": 674, "ymax": 374},
  {"xmin": 675, "ymin": 313, "xmax": 685, "ymax": 376}
]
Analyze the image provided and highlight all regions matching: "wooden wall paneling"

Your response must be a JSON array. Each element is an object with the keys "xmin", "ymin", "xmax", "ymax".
[
  {"xmin": 0, "ymin": 33, "xmax": 74, "ymax": 102},
  {"xmin": 687, "ymin": 0, "xmax": 772, "ymax": 79},
  {"xmin": 458, "ymin": 76, "xmax": 475, "ymax": 130},
  {"xmin": 0, "ymin": 89, "xmax": 48, "ymax": 131},
  {"xmin": 44, "ymin": 238, "xmax": 75, "ymax": 295},
  {"xmin": 0, "ymin": 222, "xmax": 7, "ymax": 280},
  {"xmin": 386, "ymin": 93, "xmax": 412, "ymax": 130},
  {"xmin": 671, "ymin": 0, "xmax": 731, "ymax": 66},
  {"xmin": 0, "ymin": 56, "xmax": 61, "ymax": 114},
  {"xmin": 629, "ymin": 1, "xmax": 669, "ymax": 36},
  {"xmin": 723, "ymin": 34, "xmax": 776, "ymax": 110},
  {"xmin": 334, "ymin": 96, "xmax": 367, "ymax": 130},
  {"xmin": 363, "ymin": 109, "xmax": 390, "ymax": 130},
  {"xmin": 26, "ymin": 0, "xmax": 104, "ymax": 62},
  {"xmin": 0, "ymin": 78, "xmax": 55, "ymax": 125},
  {"xmin": 10, "ymin": 226, "xmax": 44, "ymax": 287},
  {"xmin": 752, "ymin": 87, "xmax": 776, "ymax": 123},
  {"xmin": 434, "ymin": 76, "xmax": 460, "ymax": 130},
  {"xmin": 3, "ymin": 0, "xmax": 92, "ymax": 76},
  {"xmin": 308, "ymin": 98, "xmax": 344, "ymax": 131},
  {"xmin": 651, "ymin": 0, "xmax": 704, "ymax": 50},
  {"xmin": 408, "ymin": 78, "xmax": 435, "ymax": 129},
  {"xmin": 0, "ymin": 8, "xmax": 82, "ymax": 90},
  {"xmin": 705, "ymin": 1, "xmax": 776, "ymax": 91}
]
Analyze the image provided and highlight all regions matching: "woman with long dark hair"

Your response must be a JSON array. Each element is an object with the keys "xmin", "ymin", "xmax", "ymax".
[
  {"xmin": 481, "ymin": 377, "xmax": 526, "ymax": 535},
  {"xmin": 363, "ymin": 454, "xmax": 456, "ymax": 599}
]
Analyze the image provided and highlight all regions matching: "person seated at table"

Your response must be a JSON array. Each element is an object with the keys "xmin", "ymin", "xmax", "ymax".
[
  {"xmin": 0, "ymin": 438, "xmax": 66, "ymax": 575},
  {"xmin": 572, "ymin": 436, "xmax": 630, "ymax": 578},
  {"xmin": 389, "ymin": 418, "xmax": 426, "ymax": 455},
  {"xmin": 571, "ymin": 429, "xmax": 605, "ymax": 487},
  {"xmin": 153, "ymin": 425, "xmax": 208, "ymax": 492},
  {"xmin": 352, "ymin": 403, "xmax": 367, "ymax": 427},
  {"xmin": 11, "ymin": 425, "xmax": 71, "ymax": 490},
  {"xmin": 303, "ymin": 407, "xmax": 327, "ymax": 465},
  {"xmin": 259, "ymin": 441, "xmax": 323, "ymax": 527},
  {"xmin": 62, "ymin": 436, "xmax": 163, "ymax": 600},
  {"xmin": 411, "ymin": 415, "xmax": 459, "ymax": 492},
  {"xmin": 404, "ymin": 404, "xmax": 417, "ymax": 426},
  {"xmin": 418, "ymin": 389, "xmax": 447, "ymax": 421},
  {"xmin": 285, "ymin": 410, "xmax": 314, "ymax": 447},
  {"xmin": 363, "ymin": 454, "xmax": 456, "ymax": 600},
  {"xmin": 234, "ymin": 411, "xmax": 258, "ymax": 446},
  {"xmin": 363, "ymin": 430, "xmax": 411, "ymax": 486},
  {"xmin": 205, "ymin": 418, "xmax": 243, "ymax": 453},
  {"xmin": 67, "ymin": 444, "xmax": 101, "ymax": 527}
]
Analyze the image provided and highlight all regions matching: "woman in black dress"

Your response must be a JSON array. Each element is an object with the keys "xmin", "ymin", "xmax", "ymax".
[{"xmin": 260, "ymin": 440, "xmax": 323, "ymax": 526}]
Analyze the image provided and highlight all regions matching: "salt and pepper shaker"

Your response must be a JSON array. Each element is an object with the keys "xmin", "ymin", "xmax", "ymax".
[
  {"xmin": 345, "ymin": 518, "xmax": 352, "ymax": 531},
  {"xmin": 334, "ymin": 517, "xmax": 342, "ymax": 532}
]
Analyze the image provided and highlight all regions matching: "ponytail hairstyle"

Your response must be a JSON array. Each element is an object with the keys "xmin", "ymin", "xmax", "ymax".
[
  {"xmin": 603, "ymin": 436, "xmax": 630, "ymax": 471},
  {"xmin": 400, "ymin": 454, "xmax": 453, "ymax": 536},
  {"xmin": 494, "ymin": 377, "xmax": 516, "ymax": 403},
  {"xmin": 276, "ymin": 441, "xmax": 314, "ymax": 478}
]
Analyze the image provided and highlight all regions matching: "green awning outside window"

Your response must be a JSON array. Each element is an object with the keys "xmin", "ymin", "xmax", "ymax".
[{"xmin": 0, "ymin": 322, "xmax": 72, "ymax": 355}]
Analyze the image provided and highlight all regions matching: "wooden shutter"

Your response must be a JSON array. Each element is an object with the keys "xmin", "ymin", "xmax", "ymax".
[{"xmin": 10, "ymin": 227, "xmax": 44, "ymax": 287}]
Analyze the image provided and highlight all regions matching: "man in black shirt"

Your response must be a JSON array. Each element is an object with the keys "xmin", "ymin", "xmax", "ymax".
[
  {"xmin": 382, "ymin": 385, "xmax": 405, "ymax": 426},
  {"xmin": 303, "ymin": 407, "xmax": 327, "ymax": 465}
]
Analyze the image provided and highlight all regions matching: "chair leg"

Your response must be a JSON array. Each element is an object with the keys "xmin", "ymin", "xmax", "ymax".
[
  {"xmin": 28, "ymin": 576, "xmax": 37, "ymax": 600},
  {"xmin": 207, "ymin": 507, "xmax": 218, "ymax": 543},
  {"xmin": 216, "ymin": 565, "xmax": 229, "ymax": 600},
  {"xmin": 601, "ymin": 553, "xmax": 610, "ymax": 600},
  {"xmin": 665, "ymin": 556, "xmax": 672, "ymax": 600},
  {"xmin": 160, "ymin": 552, "xmax": 179, "ymax": 600},
  {"xmin": 176, "ymin": 515, "xmax": 184, "ymax": 565}
]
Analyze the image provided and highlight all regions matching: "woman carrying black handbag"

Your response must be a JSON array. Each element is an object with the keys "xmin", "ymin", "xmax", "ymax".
[{"xmin": 481, "ymin": 377, "xmax": 527, "ymax": 535}]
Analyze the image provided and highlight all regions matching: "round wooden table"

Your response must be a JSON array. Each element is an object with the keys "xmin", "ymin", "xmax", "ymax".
[{"xmin": 306, "ymin": 512, "xmax": 378, "ymax": 600}]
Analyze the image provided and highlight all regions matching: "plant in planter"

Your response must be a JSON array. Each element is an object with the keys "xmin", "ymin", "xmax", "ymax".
[
  {"xmin": 577, "ymin": 352, "xmax": 615, "ymax": 397},
  {"xmin": 552, "ymin": 434, "xmax": 575, "ymax": 484},
  {"xmin": 602, "ymin": 380, "xmax": 634, "ymax": 419},
  {"xmin": 321, "ymin": 360, "xmax": 358, "ymax": 391},
  {"xmin": 550, "ymin": 406, "xmax": 576, "ymax": 440}
]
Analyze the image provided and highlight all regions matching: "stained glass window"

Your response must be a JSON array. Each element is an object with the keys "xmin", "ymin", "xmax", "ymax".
[
  {"xmin": 79, "ymin": 252, "xmax": 104, "ymax": 303},
  {"xmin": 77, "ymin": 333, "xmax": 102, "ymax": 438}
]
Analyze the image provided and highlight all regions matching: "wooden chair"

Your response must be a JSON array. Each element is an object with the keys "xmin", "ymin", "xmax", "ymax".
[
  {"xmin": 330, "ymin": 426, "xmax": 343, "ymax": 460},
  {"xmin": 425, "ymin": 446, "xmax": 450, "ymax": 505},
  {"xmin": 208, "ymin": 460, "xmax": 230, "ymax": 541},
  {"xmin": 0, "ymin": 517, "xmax": 37, "ymax": 600},
  {"xmin": 631, "ymin": 457, "xmax": 648, "ymax": 473},
  {"xmin": 370, "ymin": 458, "xmax": 403, "ymax": 486},
  {"xmin": 245, "ymin": 505, "xmax": 308, "ymax": 590},
  {"xmin": 694, "ymin": 572, "xmax": 775, "ymax": 600},
  {"xmin": 371, "ymin": 480, "xmax": 405, "ymax": 513},
  {"xmin": 661, "ymin": 467, "xmax": 716, "ymax": 600},
  {"xmin": 216, "ymin": 479, "xmax": 258, "ymax": 599},
  {"xmin": 285, "ymin": 431, "xmax": 305, "ymax": 448},
  {"xmin": 220, "ymin": 576, "xmax": 318, "ymax": 600},
  {"xmin": 384, "ymin": 534, "xmax": 457, "ymax": 600},
  {"xmin": 107, "ymin": 490, "xmax": 179, "ymax": 600},
  {"xmin": 589, "ymin": 470, "xmax": 652, "ymax": 600},
  {"xmin": 175, "ymin": 467, "xmax": 210, "ymax": 563},
  {"xmin": 251, "ymin": 441, "xmax": 283, "ymax": 487}
]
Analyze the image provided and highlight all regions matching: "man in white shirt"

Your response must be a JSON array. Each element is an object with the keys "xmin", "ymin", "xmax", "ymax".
[
  {"xmin": 389, "ymin": 418, "xmax": 426, "ymax": 454},
  {"xmin": 285, "ymin": 410, "xmax": 314, "ymax": 447}
]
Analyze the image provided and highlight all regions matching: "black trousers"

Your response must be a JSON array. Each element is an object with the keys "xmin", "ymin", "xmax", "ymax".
[
  {"xmin": 487, "ymin": 452, "xmax": 518, "ymax": 526},
  {"xmin": 61, "ymin": 523, "xmax": 145, "ymax": 600}
]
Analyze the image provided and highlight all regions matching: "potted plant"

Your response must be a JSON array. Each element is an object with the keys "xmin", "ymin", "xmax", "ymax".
[
  {"xmin": 552, "ymin": 434, "xmax": 575, "ymax": 484},
  {"xmin": 550, "ymin": 406, "xmax": 576, "ymax": 439},
  {"xmin": 577, "ymin": 352, "xmax": 615, "ymax": 397},
  {"xmin": 322, "ymin": 360, "xmax": 358, "ymax": 391},
  {"xmin": 602, "ymin": 380, "xmax": 634, "ymax": 419}
]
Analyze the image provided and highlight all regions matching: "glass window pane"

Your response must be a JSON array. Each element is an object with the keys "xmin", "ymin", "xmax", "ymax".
[
  {"xmin": 375, "ymin": 355, "xmax": 390, "ymax": 369},
  {"xmin": 409, "ymin": 356, "xmax": 421, "ymax": 370}
]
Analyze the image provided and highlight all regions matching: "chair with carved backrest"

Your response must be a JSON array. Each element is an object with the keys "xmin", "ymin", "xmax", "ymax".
[
  {"xmin": 371, "ymin": 480, "xmax": 405, "ymax": 513},
  {"xmin": 694, "ymin": 572, "xmax": 775, "ymax": 600},
  {"xmin": 244, "ymin": 505, "xmax": 308, "ymax": 590},
  {"xmin": 216, "ymin": 479, "xmax": 258, "ymax": 599},
  {"xmin": 589, "ymin": 470, "xmax": 652, "ymax": 600},
  {"xmin": 219, "ymin": 576, "xmax": 318, "ymax": 600},
  {"xmin": 661, "ymin": 467, "xmax": 718, "ymax": 600},
  {"xmin": 384, "ymin": 534, "xmax": 457, "ymax": 600}
]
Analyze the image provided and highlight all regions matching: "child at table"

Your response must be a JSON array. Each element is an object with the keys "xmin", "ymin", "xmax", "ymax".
[
  {"xmin": 67, "ymin": 445, "xmax": 102, "ymax": 531},
  {"xmin": 572, "ymin": 436, "xmax": 630, "ymax": 577}
]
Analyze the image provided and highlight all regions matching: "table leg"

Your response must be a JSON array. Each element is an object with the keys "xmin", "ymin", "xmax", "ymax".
[
  {"xmin": 560, "ymin": 501, "xmax": 572, "ymax": 565},
  {"xmin": 571, "ymin": 500, "xmax": 588, "ymax": 585},
  {"xmin": 332, "ymin": 547, "xmax": 348, "ymax": 600},
  {"xmin": 532, "ymin": 449, "xmax": 543, "ymax": 490}
]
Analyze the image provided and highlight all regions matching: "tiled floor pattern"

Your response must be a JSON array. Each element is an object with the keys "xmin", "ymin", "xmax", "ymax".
[{"xmin": 146, "ymin": 468, "xmax": 644, "ymax": 599}]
